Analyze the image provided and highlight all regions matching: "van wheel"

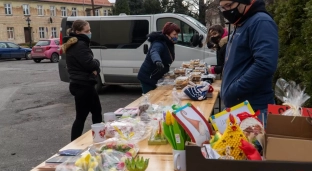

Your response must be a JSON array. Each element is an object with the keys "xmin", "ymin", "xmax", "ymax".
[
  {"xmin": 50, "ymin": 53, "xmax": 59, "ymax": 63},
  {"xmin": 95, "ymin": 75, "xmax": 103, "ymax": 94},
  {"xmin": 33, "ymin": 59, "xmax": 42, "ymax": 63}
]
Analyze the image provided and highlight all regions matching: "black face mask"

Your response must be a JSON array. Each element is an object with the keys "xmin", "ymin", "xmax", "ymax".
[
  {"xmin": 207, "ymin": 41, "xmax": 214, "ymax": 49},
  {"xmin": 222, "ymin": 3, "xmax": 245, "ymax": 24},
  {"xmin": 210, "ymin": 36, "xmax": 221, "ymax": 44}
]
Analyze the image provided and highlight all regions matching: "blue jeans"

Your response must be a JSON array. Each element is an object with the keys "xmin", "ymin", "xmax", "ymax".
[
  {"xmin": 258, "ymin": 109, "xmax": 268, "ymax": 128},
  {"xmin": 140, "ymin": 82, "xmax": 156, "ymax": 94}
]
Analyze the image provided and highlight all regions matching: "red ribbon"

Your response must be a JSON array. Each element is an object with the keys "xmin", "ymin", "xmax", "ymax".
[{"xmin": 236, "ymin": 110, "xmax": 260, "ymax": 121}]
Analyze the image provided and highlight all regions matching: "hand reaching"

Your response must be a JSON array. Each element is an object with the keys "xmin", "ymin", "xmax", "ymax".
[
  {"xmin": 93, "ymin": 71, "xmax": 97, "ymax": 75},
  {"xmin": 155, "ymin": 61, "xmax": 164, "ymax": 71}
]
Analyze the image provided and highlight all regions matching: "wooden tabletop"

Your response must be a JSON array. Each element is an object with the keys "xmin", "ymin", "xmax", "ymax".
[{"xmin": 31, "ymin": 80, "xmax": 222, "ymax": 171}]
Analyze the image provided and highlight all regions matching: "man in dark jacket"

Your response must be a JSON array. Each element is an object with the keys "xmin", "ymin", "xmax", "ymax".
[
  {"xmin": 138, "ymin": 22, "xmax": 180, "ymax": 94},
  {"xmin": 219, "ymin": 0, "xmax": 279, "ymax": 127}
]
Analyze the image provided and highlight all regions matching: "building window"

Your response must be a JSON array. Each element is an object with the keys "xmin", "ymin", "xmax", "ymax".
[
  {"xmin": 108, "ymin": 10, "xmax": 111, "ymax": 15},
  {"xmin": 50, "ymin": 6, "xmax": 56, "ymax": 16},
  {"xmin": 52, "ymin": 27, "xmax": 57, "ymax": 38},
  {"xmin": 95, "ymin": 9, "xmax": 100, "ymax": 16},
  {"xmin": 39, "ymin": 27, "xmax": 45, "ymax": 38},
  {"xmin": 86, "ymin": 10, "xmax": 91, "ymax": 16},
  {"xmin": 7, "ymin": 27, "xmax": 14, "ymax": 39},
  {"xmin": 23, "ymin": 4, "xmax": 30, "ymax": 15},
  {"xmin": 61, "ymin": 7, "xmax": 67, "ymax": 17},
  {"xmin": 72, "ymin": 7, "xmax": 77, "ymax": 16},
  {"xmin": 103, "ymin": 9, "xmax": 108, "ymax": 16},
  {"xmin": 4, "ymin": 4, "xmax": 12, "ymax": 15},
  {"xmin": 37, "ymin": 5, "xmax": 43, "ymax": 16}
]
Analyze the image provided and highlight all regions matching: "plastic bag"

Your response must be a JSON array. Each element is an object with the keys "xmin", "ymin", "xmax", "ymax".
[
  {"xmin": 92, "ymin": 138, "xmax": 139, "ymax": 171},
  {"xmin": 55, "ymin": 147, "xmax": 104, "ymax": 171},
  {"xmin": 105, "ymin": 117, "xmax": 150, "ymax": 144},
  {"xmin": 275, "ymin": 78, "xmax": 310, "ymax": 116}
]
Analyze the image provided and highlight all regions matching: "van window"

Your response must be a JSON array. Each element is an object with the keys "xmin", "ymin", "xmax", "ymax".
[
  {"xmin": 157, "ymin": 18, "xmax": 198, "ymax": 47},
  {"xmin": 65, "ymin": 20, "xmax": 149, "ymax": 49},
  {"xmin": 84, "ymin": 20, "xmax": 148, "ymax": 49}
]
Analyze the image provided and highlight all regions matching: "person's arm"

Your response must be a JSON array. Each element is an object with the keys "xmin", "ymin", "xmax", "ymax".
[
  {"xmin": 149, "ymin": 42, "xmax": 164, "ymax": 63},
  {"xmin": 213, "ymin": 45, "xmax": 227, "ymax": 74},
  {"xmin": 75, "ymin": 45, "xmax": 100, "ymax": 73},
  {"xmin": 229, "ymin": 20, "xmax": 278, "ymax": 93}
]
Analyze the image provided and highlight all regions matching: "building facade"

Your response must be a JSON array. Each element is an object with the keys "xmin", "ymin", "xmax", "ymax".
[{"xmin": 0, "ymin": 0, "xmax": 112, "ymax": 44}]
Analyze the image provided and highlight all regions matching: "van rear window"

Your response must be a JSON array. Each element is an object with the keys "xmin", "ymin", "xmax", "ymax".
[{"xmin": 35, "ymin": 40, "xmax": 50, "ymax": 46}]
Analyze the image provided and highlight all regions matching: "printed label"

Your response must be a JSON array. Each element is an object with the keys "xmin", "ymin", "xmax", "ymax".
[{"xmin": 175, "ymin": 134, "xmax": 181, "ymax": 143}]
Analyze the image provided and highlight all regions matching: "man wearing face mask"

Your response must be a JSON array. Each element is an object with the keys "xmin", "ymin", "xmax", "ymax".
[
  {"xmin": 219, "ymin": 0, "xmax": 278, "ymax": 128},
  {"xmin": 138, "ymin": 22, "xmax": 181, "ymax": 94}
]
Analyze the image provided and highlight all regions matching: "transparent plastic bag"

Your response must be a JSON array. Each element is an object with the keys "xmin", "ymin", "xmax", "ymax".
[
  {"xmin": 275, "ymin": 78, "xmax": 310, "ymax": 116},
  {"xmin": 105, "ymin": 117, "xmax": 150, "ymax": 144},
  {"xmin": 55, "ymin": 148, "xmax": 104, "ymax": 171},
  {"xmin": 91, "ymin": 138, "xmax": 139, "ymax": 171}
]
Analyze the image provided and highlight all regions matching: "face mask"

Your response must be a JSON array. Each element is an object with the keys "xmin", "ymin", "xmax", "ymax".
[
  {"xmin": 210, "ymin": 36, "xmax": 221, "ymax": 44},
  {"xmin": 222, "ymin": 3, "xmax": 244, "ymax": 24},
  {"xmin": 171, "ymin": 37, "xmax": 178, "ymax": 44},
  {"xmin": 207, "ymin": 42, "xmax": 214, "ymax": 49},
  {"xmin": 85, "ymin": 33, "xmax": 92, "ymax": 39}
]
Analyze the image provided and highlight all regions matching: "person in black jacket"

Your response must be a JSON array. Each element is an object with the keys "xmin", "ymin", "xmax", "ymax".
[
  {"xmin": 62, "ymin": 20, "xmax": 102, "ymax": 141},
  {"xmin": 138, "ymin": 22, "xmax": 181, "ymax": 94},
  {"xmin": 206, "ymin": 25, "xmax": 228, "ymax": 75}
]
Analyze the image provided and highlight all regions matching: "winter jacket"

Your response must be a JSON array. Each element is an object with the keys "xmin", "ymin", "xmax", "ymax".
[
  {"xmin": 213, "ymin": 36, "xmax": 228, "ymax": 74},
  {"xmin": 137, "ymin": 32, "xmax": 175, "ymax": 86},
  {"xmin": 220, "ymin": 0, "xmax": 279, "ymax": 111},
  {"xmin": 62, "ymin": 33, "xmax": 101, "ymax": 86}
]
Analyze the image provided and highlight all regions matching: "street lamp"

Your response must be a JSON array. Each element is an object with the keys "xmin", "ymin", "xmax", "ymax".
[{"xmin": 25, "ymin": 15, "xmax": 32, "ymax": 48}]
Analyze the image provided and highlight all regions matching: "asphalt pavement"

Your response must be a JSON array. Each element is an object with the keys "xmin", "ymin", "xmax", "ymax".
[{"xmin": 0, "ymin": 59, "xmax": 142, "ymax": 171}]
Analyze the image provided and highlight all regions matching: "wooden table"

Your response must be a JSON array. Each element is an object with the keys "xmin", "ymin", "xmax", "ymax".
[{"xmin": 31, "ymin": 80, "xmax": 221, "ymax": 171}]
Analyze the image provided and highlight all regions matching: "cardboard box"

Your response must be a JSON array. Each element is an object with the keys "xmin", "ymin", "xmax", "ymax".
[
  {"xmin": 265, "ymin": 114, "xmax": 312, "ymax": 162},
  {"xmin": 185, "ymin": 143, "xmax": 312, "ymax": 171}
]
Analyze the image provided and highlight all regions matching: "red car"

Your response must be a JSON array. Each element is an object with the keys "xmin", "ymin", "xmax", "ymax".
[{"xmin": 31, "ymin": 38, "xmax": 60, "ymax": 63}]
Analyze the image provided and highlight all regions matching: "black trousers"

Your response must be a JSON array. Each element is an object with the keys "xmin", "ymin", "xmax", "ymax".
[{"xmin": 69, "ymin": 83, "xmax": 102, "ymax": 141}]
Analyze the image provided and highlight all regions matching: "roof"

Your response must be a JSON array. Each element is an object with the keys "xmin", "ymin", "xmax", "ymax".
[{"xmin": 39, "ymin": 0, "xmax": 112, "ymax": 6}]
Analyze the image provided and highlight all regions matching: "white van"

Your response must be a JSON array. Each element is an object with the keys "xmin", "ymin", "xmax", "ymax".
[{"xmin": 58, "ymin": 13, "xmax": 216, "ymax": 92}]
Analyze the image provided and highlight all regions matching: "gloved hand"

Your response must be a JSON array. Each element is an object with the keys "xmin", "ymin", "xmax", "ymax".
[{"xmin": 155, "ymin": 61, "xmax": 164, "ymax": 71}]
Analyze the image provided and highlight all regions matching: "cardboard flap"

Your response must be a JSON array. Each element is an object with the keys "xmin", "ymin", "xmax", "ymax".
[{"xmin": 267, "ymin": 114, "xmax": 312, "ymax": 139}]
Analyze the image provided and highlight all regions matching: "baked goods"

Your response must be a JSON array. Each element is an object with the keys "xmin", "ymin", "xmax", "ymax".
[
  {"xmin": 174, "ymin": 68, "xmax": 186, "ymax": 76},
  {"xmin": 190, "ymin": 72, "xmax": 202, "ymax": 82},
  {"xmin": 175, "ymin": 76, "xmax": 189, "ymax": 89}
]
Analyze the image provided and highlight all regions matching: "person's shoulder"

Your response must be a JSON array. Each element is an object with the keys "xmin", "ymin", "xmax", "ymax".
[{"xmin": 252, "ymin": 12, "xmax": 275, "ymax": 22}]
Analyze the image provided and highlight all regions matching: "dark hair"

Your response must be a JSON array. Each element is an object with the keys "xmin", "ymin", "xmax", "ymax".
[
  {"xmin": 206, "ymin": 25, "xmax": 224, "ymax": 44},
  {"xmin": 72, "ymin": 20, "xmax": 89, "ymax": 33},
  {"xmin": 162, "ymin": 22, "xmax": 181, "ymax": 35}
]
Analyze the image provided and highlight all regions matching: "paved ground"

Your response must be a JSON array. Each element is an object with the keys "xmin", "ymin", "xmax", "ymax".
[
  {"xmin": 0, "ymin": 59, "xmax": 142, "ymax": 171},
  {"xmin": 0, "ymin": 59, "xmax": 223, "ymax": 171}
]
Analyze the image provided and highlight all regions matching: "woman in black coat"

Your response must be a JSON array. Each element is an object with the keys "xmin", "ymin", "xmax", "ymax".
[
  {"xmin": 62, "ymin": 20, "xmax": 102, "ymax": 141},
  {"xmin": 138, "ymin": 22, "xmax": 181, "ymax": 94},
  {"xmin": 206, "ymin": 25, "xmax": 228, "ymax": 75}
]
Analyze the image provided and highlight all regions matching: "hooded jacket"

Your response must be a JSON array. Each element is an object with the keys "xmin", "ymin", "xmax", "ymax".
[
  {"xmin": 221, "ymin": 0, "xmax": 279, "ymax": 110},
  {"xmin": 62, "ymin": 33, "xmax": 101, "ymax": 86},
  {"xmin": 137, "ymin": 32, "xmax": 175, "ymax": 86}
]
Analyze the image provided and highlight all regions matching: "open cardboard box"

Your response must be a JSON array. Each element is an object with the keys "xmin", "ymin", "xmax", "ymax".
[
  {"xmin": 265, "ymin": 114, "xmax": 312, "ymax": 162},
  {"xmin": 185, "ymin": 142, "xmax": 312, "ymax": 171}
]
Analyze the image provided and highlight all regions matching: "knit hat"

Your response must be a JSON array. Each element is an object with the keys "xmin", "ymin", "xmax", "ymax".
[{"xmin": 220, "ymin": 0, "xmax": 251, "ymax": 5}]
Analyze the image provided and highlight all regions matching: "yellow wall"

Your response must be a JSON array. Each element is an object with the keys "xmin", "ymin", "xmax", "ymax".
[{"xmin": 0, "ymin": 0, "xmax": 112, "ymax": 44}]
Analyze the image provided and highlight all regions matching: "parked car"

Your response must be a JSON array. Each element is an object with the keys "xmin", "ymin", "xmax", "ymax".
[
  {"xmin": 31, "ymin": 38, "xmax": 60, "ymax": 63},
  {"xmin": 0, "ymin": 42, "xmax": 31, "ymax": 60}
]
